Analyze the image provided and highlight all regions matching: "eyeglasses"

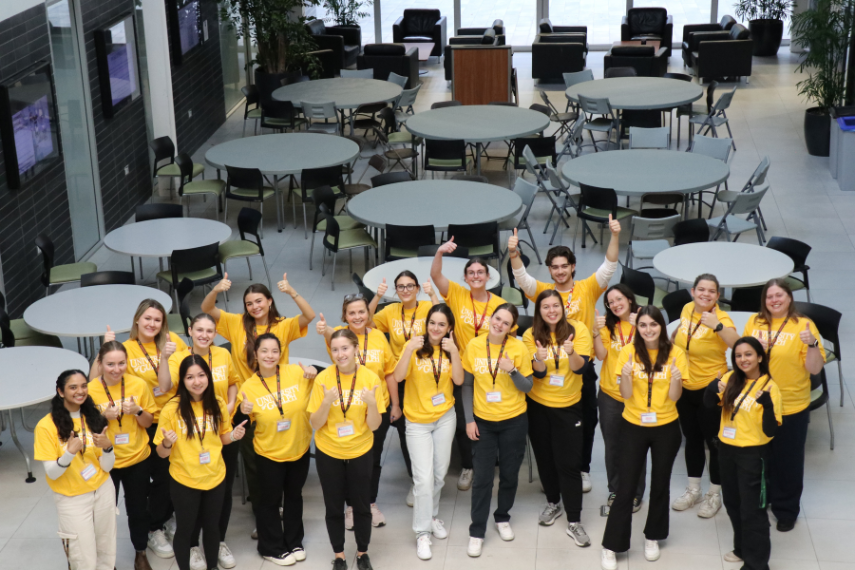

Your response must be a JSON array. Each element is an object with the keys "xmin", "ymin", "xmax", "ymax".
[
  {"xmin": 343, "ymin": 293, "xmax": 365, "ymax": 302},
  {"xmin": 466, "ymin": 270, "xmax": 487, "ymax": 277},
  {"xmin": 396, "ymin": 284, "xmax": 418, "ymax": 292}
]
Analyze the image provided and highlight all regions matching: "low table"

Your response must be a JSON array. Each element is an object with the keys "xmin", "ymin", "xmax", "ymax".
[
  {"xmin": 653, "ymin": 243, "xmax": 794, "ymax": 288},
  {"xmin": 613, "ymin": 40, "xmax": 661, "ymax": 50},
  {"xmin": 403, "ymin": 42, "xmax": 435, "ymax": 75},
  {"xmin": 363, "ymin": 257, "xmax": 501, "ymax": 302}
]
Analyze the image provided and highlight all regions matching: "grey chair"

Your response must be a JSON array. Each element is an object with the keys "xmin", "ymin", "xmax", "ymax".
[
  {"xmin": 625, "ymin": 213, "xmax": 681, "ymax": 269},
  {"xmin": 689, "ymin": 86, "xmax": 737, "ymax": 149},
  {"xmin": 707, "ymin": 185, "xmax": 769, "ymax": 244},
  {"xmin": 539, "ymin": 90, "xmax": 577, "ymax": 140},
  {"xmin": 302, "ymin": 101, "xmax": 341, "ymax": 134},
  {"xmin": 563, "ymin": 69, "xmax": 594, "ymax": 113},
  {"xmin": 388, "ymin": 72, "xmax": 408, "ymax": 88},
  {"xmin": 394, "ymin": 84, "xmax": 422, "ymax": 120},
  {"xmin": 341, "ymin": 68, "xmax": 374, "ymax": 78},
  {"xmin": 319, "ymin": 206, "xmax": 377, "ymax": 290},
  {"xmin": 543, "ymin": 162, "xmax": 583, "ymax": 245},
  {"xmin": 345, "ymin": 155, "xmax": 388, "ymax": 198},
  {"xmin": 716, "ymin": 156, "xmax": 770, "ymax": 227},
  {"xmin": 578, "ymin": 94, "xmax": 619, "ymax": 151},
  {"xmin": 628, "ymin": 126, "xmax": 670, "ymax": 149},
  {"xmin": 676, "ymin": 80, "xmax": 716, "ymax": 148},
  {"xmin": 689, "ymin": 134, "xmax": 733, "ymax": 217},
  {"xmin": 557, "ymin": 113, "xmax": 587, "ymax": 160},
  {"xmin": 499, "ymin": 178, "xmax": 542, "ymax": 263}
]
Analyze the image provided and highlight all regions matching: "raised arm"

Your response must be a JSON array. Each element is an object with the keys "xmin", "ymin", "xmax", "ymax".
[
  {"xmin": 278, "ymin": 273, "xmax": 315, "ymax": 329},
  {"xmin": 430, "ymin": 238, "xmax": 457, "ymax": 298},
  {"xmin": 202, "ymin": 274, "xmax": 232, "ymax": 322},
  {"xmin": 315, "ymin": 313, "xmax": 333, "ymax": 346},
  {"xmin": 368, "ymin": 279, "xmax": 388, "ymax": 317},
  {"xmin": 508, "ymin": 229, "xmax": 538, "ymax": 297}
]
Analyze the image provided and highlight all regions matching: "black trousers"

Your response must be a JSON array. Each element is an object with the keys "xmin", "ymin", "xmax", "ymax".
[
  {"xmin": 192, "ymin": 438, "xmax": 240, "ymax": 545},
  {"xmin": 256, "ymin": 451, "xmax": 311, "ymax": 557},
  {"xmin": 110, "ymin": 455, "xmax": 151, "ymax": 551},
  {"xmin": 171, "ymin": 478, "xmax": 225, "ymax": 570},
  {"xmin": 602, "ymin": 419, "xmax": 681, "ymax": 553},
  {"xmin": 676, "ymin": 384, "xmax": 722, "ymax": 484},
  {"xmin": 580, "ymin": 362, "xmax": 599, "ymax": 473},
  {"xmin": 453, "ymin": 384, "xmax": 473, "ymax": 470},
  {"xmin": 240, "ymin": 421, "xmax": 260, "ymax": 515},
  {"xmin": 719, "ymin": 443, "xmax": 771, "ymax": 570},
  {"xmin": 392, "ymin": 381, "xmax": 413, "ymax": 478},
  {"xmin": 146, "ymin": 423, "xmax": 173, "ymax": 531},
  {"xmin": 526, "ymin": 397, "xmax": 583, "ymax": 521},
  {"xmin": 369, "ymin": 410, "xmax": 392, "ymax": 504},
  {"xmin": 769, "ymin": 408, "xmax": 809, "ymax": 523},
  {"xmin": 316, "ymin": 447, "xmax": 373, "ymax": 553},
  {"xmin": 469, "ymin": 413, "xmax": 528, "ymax": 538}
]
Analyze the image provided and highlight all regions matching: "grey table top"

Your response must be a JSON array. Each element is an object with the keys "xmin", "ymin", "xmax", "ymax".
[
  {"xmin": 561, "ymin": 149, "xmax": 730, "ymax": 196},
  {"xmin": 24, "ymin": 285, "xmax": 174, "ymax": 338},
  {"xmin": 205, "ymin": 133, "xmax": 360, "ymax": 177},
  {"xmin": 653, "ymin": 243, "xmax": 794, "ymax": 288},
  {"xmin": 287, "ymin": 356, "xmax": 330, "ymax": 369},
  {"xmin": 0, "ymin": 347, "xmax": 91, "ymax": 410},
  {"xmin": 346, "ymin": 181, "xmax": 522, "ymax": 231},
  {"xmin": 565, "ymin": 77, "xmax": 703, "ymax": 110},
  {"xmin": 364, "ymin": 257, "xmax": 501, "ymax": 301},
  {"xmin": 271, "ymin": 78, "xmax": 402, "ymax": 109},
  {"xmin": 403, "ymin": 105, "xmax": 551, "ymax": 143},
  {"xmin": 104, "ymin": 218, "xmax": 233, "ymax": 258}
]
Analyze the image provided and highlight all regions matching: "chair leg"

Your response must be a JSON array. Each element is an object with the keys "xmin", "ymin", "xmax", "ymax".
[
  {"xmin": 838, "ymin": 360, "xmax": 845, "ymax": 407},
  {"xmin": 246, "ymin": 257, "xmax": 253, "ymax": 280},
  {"xmin": 524, "ymin": 225, "xmax": 542, "ymax": 264},
  {"xmin": 349, "ymin": 249, "xmax": 353, "ymax": 274},
  {"xmin": 827, "ymin": 396, "xmax": 835, "ymax": 450},
  {"xmin": 302, "ymin": 204, "xmax": 308, "ymax": 239},
  {"xmin": 331, "ymin": 254, "xmax": 337, "ymax": 291},
  {"xmin": 309, "ymin": 231, "xmax": 316, "ymax": 270}
]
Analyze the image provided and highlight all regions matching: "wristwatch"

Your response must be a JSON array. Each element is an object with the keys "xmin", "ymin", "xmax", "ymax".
[
  {"xmin": 812, "ymin": 339, "xmax": 820, "ymax": 348},
  {"xmin": 713, "ymin": 323, "xmax": 724, "ymax": 333},
  {"xmin": 135, "ymin": 407, "xmax": 144, "ymax": 417}
]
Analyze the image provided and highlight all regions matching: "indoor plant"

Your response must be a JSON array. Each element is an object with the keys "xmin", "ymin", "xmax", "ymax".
[
  {"xmin": 790, "ymin": 0, "xmax": 855, "ymax": 155},
  {"xmin": 322, "ymin": 0, "xmax": 373, "ymax": 27},
  {"xmin": 734, "ymin": 0, "xmax": 795, "ymax": 55}
]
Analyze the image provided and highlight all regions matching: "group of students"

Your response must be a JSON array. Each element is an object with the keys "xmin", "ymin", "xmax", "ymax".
[{"xmin": 34, "ymin": 216, "xmax": 824, "ymax": 570}]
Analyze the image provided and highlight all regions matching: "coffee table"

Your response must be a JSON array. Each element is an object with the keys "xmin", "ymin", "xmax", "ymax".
[{"xmin": 403, "ymin": 42, "xmax": 435, "ymax": 75}]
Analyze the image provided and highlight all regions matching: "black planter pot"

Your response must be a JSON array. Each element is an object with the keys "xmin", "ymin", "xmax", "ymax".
[
  {"xmin": 254, "ymin": 68, "xmax": 304, "ymax": 104},
  {"xmin": 804, "ymin": 107, "xmax": 831, "ymax": 157},
  {"xmin": 749, "ymin": 19, "xmax": 784, "ymax": 56}
]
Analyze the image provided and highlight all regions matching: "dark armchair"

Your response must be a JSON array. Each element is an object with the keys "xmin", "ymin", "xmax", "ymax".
[
  {"xmin": 455, "ymin": 19, "xmax": 506, "ymax": 45},
  {"xmin": 358, "ymin": 44, "xmax": 420, "ymax": 88},
  {"xmin": 444, "ymin": 29, "xmax": 497, "ymax": 80},
  {"xmin": 538, "ymin": 19, "xmax": 587, "ymax": 35},
  {"xmin": 621, "ymin": 8, "xmax": 673, "ymax": 56},
  {"xmin": 532, "ymin": 33, "xmax": 587, "ymax": 81},
  {"xmin": 305, "ymin": 19, "xmax": 361, "ymax": 70},
  {"xmin": 682, "ymin": 15, "xmax": 736, "ymax": 67},
  {"xmin": 393, "ymin": 9, "xmax": 448, "ymax": 58},
  {"xmin": 690, "ymin": 23, "xmax": 753, "ymax": 82},
  {"xmin": 604, "ymin": 45, "xmax": 668, "ymax": 77}
]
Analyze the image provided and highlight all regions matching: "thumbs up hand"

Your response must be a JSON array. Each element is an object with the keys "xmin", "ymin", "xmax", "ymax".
[
  {"xmin": 215, "ymin": 273, "xmax": 232, "ymax": 293},
  {"xmin": 629, "ymin": 307, "xmax": 641, "ymax": 327},
  {"xmin": 163, "ymin": 340, "xmax": 177, "ymax": 359},
  {"xmin": 240, "ymin": 391, "xmax": 254, "ymax": 414},
  {"xmin": 700, "ymin": 310, "xmax": 721, "ymax": 330},
  {"xmin": 103, "ymin": 403, "xmax": 121, "ymax": 421},
  {"xmin": 231, "ymin": 420, "xmax": 248, "ymax": 441},
  {"xmin": 122, "ymin": 396, "xmax": 140, "ymax": 416},
  {"xmin": 104, "ymin": 325, "xmax": 116, "ymax": 343},
  {"xmin": 93, "ymin": 426, "xmax": 112, "ymax": 449},
  {"xmin": 66, "ymin": 430, "xmax": 84, "ymax": 454},
  {"xmin": 595, "ymin": 309, "xmax": 606, "ymax": 330},
  {"xmin": 438, "ymin": 237, "xmax": 457, "ymax": 255},
  {"xmin": 535, "ymin": 340, "xmax": 548, "ymax": 362},
  {"xmin": 508, "ymin": 228, "xmax": 519, "ymax": 254},
  {"xmin": 277, "ymin": 273, "xmax": 293, "ymax": 296},
  {"xmin": 670, "ymin": 357, "xmax": 682, "ymax": 383},
  {"xmin": 161, "ymin": 428, "xmax": 178, "ymax": 448},
  {"xmin": 316, "ymin": 313, "xmax": 327, "ymax": 336},
  {"xmin": 800, "ymin": 322, "xmax": 817, "ymax": 346},
  {"xmin": 377, "ymin": 278, "xmax": 388, "ymax": 298},
  {"xmin": 299, "ymin": 362, "xmax": 318, "ymax": 380},
  {"xmin": 562, "ymin": 334, "xmax": 576, "ymax": 356},
  {"xmin": 362, "ymin": 385, "xmax": 378, "ymax": 406},
  {"xmin": 441, "ymin": 330, "xmax": 458, "ymax": 354},
  {"xmin": 608, "ymin": 213, "xmax": 621, "ymax": 236}
]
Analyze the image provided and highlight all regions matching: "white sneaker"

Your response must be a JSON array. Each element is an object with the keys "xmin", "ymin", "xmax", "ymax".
[
  {"xmin": 431, "ymin": 518, "xmax": 448, "ymax": 539},
  {"xmin": 345, "ymin": 506, "xmax": 354, "ymax": 530},
  {"xmin": 218, "ymin": 542, "xmax": 236, "ymax": 569},
  {"xmin": 467, "ymin": 537, "xmax": 483, "ymax": 557},
  {"xmin": 581, "ymin": 472, "xmax": 592, "ymax": 493},
  {"xmin": 672, "ymin": 487, "xmax": 702, "ymax": 511},
  {"xmin": 417, "ymin": 534, "xmax": 432, "ymax": 560},
  {"xmin": 251, "ymin": 528, "xmax": 258, "ymax": 539},
  {"xmin": 458, "ymin": 468, "xmax": 474, "ymax": 491},
  {"xmin": 189, "ymin": 546, "xmax": 207, "ymax": 570},
  {"xmin": 147, "ymin": 530, "xmax": 174, "ymax": 559},
  {"xmin": 371, "ymin": 503, "xmax": 386, "ymax": 527},
  {"xmin": 644, "ymin": 539, "xmax": 660, "ymax": 561},
  {"xmin": 164, "ymin": 516, "xmax": 177, "ymax": 542},
  {"xmin": 407, "ymin": 485, "xmax": 415, "ymax": 507},
  {"xmin": 495, "ymin": 521, "xmax": 515, "ymax": 541},
  {"xmin": 264, "ymin": 552, "xmax": 297, "ymax": 566},
  {"xmin": 723, "ymin": 551, "xmax": 742, "ymax": 562},
  {"xmin": 698, "ymin": 491, "xmax": 722, "ymax": 519},
  {"xmin": 601, "ymin": 549, "xmax": 617, "ymax": 570},
  {"xmin": 291, "ymin": 547, "xmax": 307, "ymax": 561}
]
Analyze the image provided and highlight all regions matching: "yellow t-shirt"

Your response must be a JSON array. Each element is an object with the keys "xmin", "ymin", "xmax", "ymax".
[
  {"xmin": 717, "ymin": 371, "xmax": 783, "ymax": 447},
  {"xmin": 443, "ymin": 281, "xmax": 509, "ymax": 350},
  {"xmin": 743, "ymin": 314, "xmax": 826, "ymax": 415},
  {"xmin": 402, "ymin": 345, "xmax": 456, "ymax": 424},
  {"xmin": 124, "ymin": 333, "xmax": 189, "ymax": 422},
  {"xmin": 236, "ymin": 366, "xmax": 313, "ymax": 462},
  {"xmin": 34, "ymin": 414, "xmax": 109, "ymax": 496},
  {"xmin": 615, "ymin": 344, "xmax": 688, "ymax": 427},
  {"xmin": 598, "ymin": 321, "xmax": 636, "ymax": 401},
  {"xmin": 527, "ymin": 272, "xmax": 604, "ymax": 333},
  {"xmin": 673, "ymin": 303, "xmax": 734, "ymax": 389},
  {"xmin": 168, "ymin": 347, "xmax": 240, "ymax": 409},
  {"xmin": 462, "ymin": 335, "xmax": 534, "ymax": 422},
  {"xmin": 307, "ymin": 366, "xmax": 387, "ymax": 460},
  {"xmin": 373, "ymin": 301, "xmax": 433, "ymax": 359},
  {"xmin": 327, "ymin": 327, "xmax": 395, "ymax": 407},
  {"xmin": 216, "ymin": 311, "xmax": 308, "ymax": 383},
  {"xmin": 522, "ymin": 320, "xmax": 592, "ymax": 408},
  {"xmin": 153, "ymin": 396, "xmax": 232, "ymax": 490},
  {"xmin": 88, "ymin": 375, "xmax": 156, "ymax": 469}
]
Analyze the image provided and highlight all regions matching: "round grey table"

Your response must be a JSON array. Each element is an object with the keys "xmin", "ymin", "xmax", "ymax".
[
  {"xmin": 205, "ymin": 133, "xmax": 360, "ymax": 232},
  {"xmin": 404, "ymin": 105, "xmax": 551, "ymax": 174},
  {"xmin": 288, "ymin": 356, "xmax": 330, "ymax": 369},
  {"xmin": 0, "ymin": 347, "xmax": 90, "ymax": 482},
  {"xmin": 653, "ymin": 243, "xmax": 794, "ymax": 288},
  {"xmin": 363, "ymin": 257, "xmax": 501, "ymax": 302},
  {"xmin": 565, "ymin": 77, "xmax": 703, "ymax": 110}
]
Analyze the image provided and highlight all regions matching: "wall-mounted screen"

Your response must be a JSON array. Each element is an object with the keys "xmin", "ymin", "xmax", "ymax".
[
  {"xmin": 94, "ymin": 14, "xmax": 141, "ymax": 118},
  {"xmin": 0, "ymin": 61, "xmax": 61, "ymax": 190},
  {"xmin": 169, "ymin": 0, "xmax": 203, "ymax": 65}
]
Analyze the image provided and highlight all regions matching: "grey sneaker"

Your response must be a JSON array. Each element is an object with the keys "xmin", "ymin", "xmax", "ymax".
[
  {"xmin": 458, "ymin": 468, "xmax": 474, "ymax": 491},
  {"xmin": 672, "ymin": 487, "xmax": 702, "ymax": 511},
  {"xmin": 539, "ymin": 502, "xmax": 563, "ymax": 526},
  {"xmin": 698, "ymin": 491, "xmax": 722, "ymax": 518},
  {"xmin": 566, "ymin": 522, "xmax": 591, "ymax": 547}
]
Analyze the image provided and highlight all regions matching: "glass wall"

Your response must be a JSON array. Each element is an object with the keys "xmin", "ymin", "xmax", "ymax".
[
  {"xmin": 633, "ymin": 0, "xmax": 711, "ymax": 46},
  {"xmin": 550, "ymin": 0, "xmax": 628, "ymax": 45},
  {"xmin": 461, "ymin": 0, "xmax": 537, "ymax": 46},
  {"xmin": 219, "ymin": 10, "xmax": 247, "ymax": 113}
]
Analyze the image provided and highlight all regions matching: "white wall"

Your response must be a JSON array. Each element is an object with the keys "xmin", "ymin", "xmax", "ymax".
[
  {"xmin": 1, "ymin": 0, "xmax": 43, "ymax": 22},
  {"xmin": 140, "ymin": 0, "xmax": 177, "ymax": 143}
]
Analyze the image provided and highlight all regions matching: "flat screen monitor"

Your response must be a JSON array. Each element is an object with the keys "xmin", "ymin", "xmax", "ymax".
[
  {"xmin": 0, "ymin": 61, "xmax": 61, "ymax": 190},
  {"xmin": 94, "ymin": 14, "xmax": 141, "ymax": 118},
  {"xmin": 178, "ymin": 0, "xmax": 201, "ymax": 54}
]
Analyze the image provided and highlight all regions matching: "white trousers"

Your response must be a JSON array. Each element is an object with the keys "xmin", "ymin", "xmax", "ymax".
[
  {"xmin": 406, "ymin": 407, "xmax": 457, "ymax": 535},
  {"xmin": 53, "ymin": 477, "xmax": 117, "ymax": 570}
]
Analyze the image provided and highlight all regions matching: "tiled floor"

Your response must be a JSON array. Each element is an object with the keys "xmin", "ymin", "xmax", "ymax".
[{"xmin": 1, "ymin": 49, "xmax": 852, "ymax": 570}]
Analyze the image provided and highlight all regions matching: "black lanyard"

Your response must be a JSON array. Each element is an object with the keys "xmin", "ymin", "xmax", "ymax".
[
  {"xmin": 684, "ymin": 312, "xmax": 707, "ymax": 353},
  {"xmin": 766, "ymin": 318, "xmax": 790, "ymax": 358},
  {"xmin": 731, "ymin": 376, "xmax": 771, "ymax": 421},
  {"xmin": 100, "ymin": 376, "xmax": 125, "ymax": 428},
  {"xmin": 191, "ymin": 412, "xmax": 208, "ymax": 450},
  {"xmin": 335, "ymin": 366, "xmax": 358, "ymax": 419},
  {"xmin": 429, "ymin": 346, "xmax": 444, "ymax": 389},
  {"xmin": 401, "ymin": 304, "xmax": 418, "ymax": 341},
  {"xmin": 259, "ymin": 366, "xmax": 283, "ymax": 418},
  {"xmin": 646, "ymin": 367, "xmax": 655, "ymax": 411},
  {"xmin": 137, "ymin": 341, "xmax": 160, "ymax": 375},
  {"xmin": 486, "ymin": 337, "xmax": 507, "ymax": 387}
]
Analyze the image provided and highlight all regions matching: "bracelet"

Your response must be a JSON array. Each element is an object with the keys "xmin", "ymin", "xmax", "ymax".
[
  {"xmin": 229, "ymin": 431, "xmax": 236, "ymax": 442},
  {"xmin": 103, "ymin": 446, "xmax": 114, "ymax": 453},
  {"xmin": 163, "ymin": 442, "xmax": 173, "ymax": 449},
  {"xmin": 57, "ymin": 458, "xmax": 70, "ymax": 469}
]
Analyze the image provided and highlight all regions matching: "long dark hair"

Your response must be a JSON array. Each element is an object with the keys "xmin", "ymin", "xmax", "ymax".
[
  {"xmin": 417, "ymin": 304, "xmax": 457, "ymax": 359},
  {"xmin": 394, "ymin": 270, "xmax": 418, "ymax": 288},
  {"xmin": 756, "ymin": 278, "xmax": 803, "ymax": 326},
  {"xmin": 254, "ymin": 332, "xmax": 281, "ymax": 373},
  {"xmin": 632, "ymin": 306, "xmax": 671, "ymax": 374},
  {"xmin": 241, "ymin": 284, "xmax": 283, "ymax": 370},
  {"xmin": 175, "ymin": 355, "xmax": 222, "ymax": 440},
  {"xmin": 603, "ymin": 284, "xmax": 639, "ymax": 339},
  {"xmin": 51, "ymin": 370, "xmax": 107, "ymax": 442},
  {"xmin": 722, "ymin": 336, "xmax": 771, "ymax": 416},
  {"xmin": 532, "ymin": 290, "xmax": 575, "ymax": 351}
]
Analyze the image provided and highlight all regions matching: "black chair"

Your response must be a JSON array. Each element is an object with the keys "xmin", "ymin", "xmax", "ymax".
[
  {"xmin": 80, "ymin": 271, "xmax": 136, "ymax": 287},
  {"xmin": 795, "ymin": 301, "xmax": 845, "ymax": 408},
  {"xmin": 417, "ymin": 244, "xmax": 470, "ymax": 258},
  {"xmin": 305, "ymin": 18, "xmax": 361, "ymax": 69},
  {"xmin": 729, "ymin": 286, "xmax": 763, "ymax": 312},
  {"xmin": 225, "ymin": 165, "xmax": 275, "ymax": 237},
  {"xmin": 169, "ymin": 278, "xmax": 195, "ymax": 338},
  {"xmin": 673, "ymin": 218, "xmax": 709, "ymax": 245},
  {"xmin": 424, "ymin": 139, "xmax": 470, "ymax": 176},
  {"xmin": 661, "ymin": 288, "xmax": 692, "ymax": 323},
  {"xmin": 219, "ymin": 208, "xmax": 272, "ymax": 287},
  {"xmin": 681, "ymin": 15, "xmax": 737, "ymax": 67},
  {"xmin": 513, "ymin": 136, "xmax": 557, "ymax": 175},
  {"xmin": 150, "ymin": 136, "xmax": 203, "ymax": 184},
  {"xmin": 35, "ymin": 235, "xmax": 98, "ymax": 296},
  {"xmin": 0, "ymin": 291, "xmax": 62, "ymax": 348},
  {"xmin": 808, "ymin": 369, "xmax": 834, "ymax": 450},
  {"xmin": 371, "ymin": 171, "xmax": 414, "ymax": 187},
  {"xmin": 689, "ymin": 24, "xmax": 753, "ymax": 83},
  {"xmin": 309, "ymin": 185, "xmax": 363, "ymax": 270},
  {"xmin": 451, "ymin": 174, "xmax": 489, "ymax": 183},
  {"xmin": 431, "ymin": 100, "xmax": 462, "ymax": 109},
  {"xmin": 260, "ymin": 99, "xmax": 305, "ymax": 133},
  {"xmin": 352, "ymin": 101, "xmax": 389, "ymax": 139},
  {"xmin": 175, "ymin": 153, "xmax": 226, "ymax": 218},
  {"xmin": 393, "ymin": 9, "xmax": 448, "ymax": 58},
  {"xmin": 352, "ymin": 273, "xmax": 376, "ymax": 299},
  {"xmin": 767, "ymin": 237, "xmax": 812, "ymax": 301},
  {"xmin": 516, "ymin": 315, "xmax": 534, "ymax": 338},
  {"xmin": 621, "ymin": 7, "xmax": 673, "ymax": 56},
  {"xmin": 574, "ymin": 184, "xmax": 636, "ymax": 249},
  {"xmin": 0, "ymin": 302, "xmax": 13, "ymax": 348},
  {"xmin": 319, "ymin": 208, "xmax": 377, "ymax": 290},
  {"xmin": 503, "ymin": 252, "xmax": 531, "ymax": 313},
  {"xmin": 293, "ymin": 165, "xmax": 345, "ymax": 238},
  {"xmin": 531, "ymin": 33, "xmax": 587, "ymax": 81},
  {"xmin": 604, "ymin": 45, "xmax": 668, "ymax": 77},
  {"xmin": 156, "ymin": 243, "xmax": 224, "ymax": 308},
  {"xmin": 620, "ymin": 263, "xmax": 667, "ymax": 307},
  {"xmin": 357, "ymin": 44, "xmax": 419, "ymax": 88},
  {"xmin": 386, "ymin": 224, "xmax": 436, "ymax": 260},
  {"xmin": 240, "ymin": 84, "xmax": 262, "ymax": 136},
  {"xmin": 447, "ymin": 222, "xmax": 500, "ymax": 262},
  {"xmin": 604, "ymin": 66, "xmax": 638, "ymax": 79},
  {"xmin": 136, "ymin": 203, "xmax": 184, "ymax": 222}
]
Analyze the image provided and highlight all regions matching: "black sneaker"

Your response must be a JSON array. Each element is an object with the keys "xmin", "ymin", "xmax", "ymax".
[
  {"xmin": 776, "ymin": 519, "xmax": 796, "ymax": 532},
  {"xmin": 356, "ymin": 553, "xmax": 373, "ymax": 570},
  {"xmin": 333, "ymin": 558, "xmax": 348, "ymax": 570},
  {"xmin": 633, "ymin": 497, "xmax": 642, "ymax": 513}
]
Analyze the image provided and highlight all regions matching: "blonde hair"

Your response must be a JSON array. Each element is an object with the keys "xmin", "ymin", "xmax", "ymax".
[{"xmin": 128, "ymin": 299, "xmax": 171, "ymax": 350}]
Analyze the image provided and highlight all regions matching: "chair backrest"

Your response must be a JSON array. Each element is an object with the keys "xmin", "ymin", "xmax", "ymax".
[
  {"xmin": 516, "ymin": 315, "xmax": 534, "ymax": 337},
  {"xmin": 730, "ymin": 286, "xmax": 764, "ymax": 312},
  {"xmin": 388, "ymin": 71, "xmax": 408, "ymax": 87},
  {"xmin": 544, "ymin": 164, "xmax": 578, "ymax": 206},
  {"xmin": 505, "ymin": 251, "xmax": 530, "ymax": 289},
  {"xmin": 150, "ymin": 136, "xmax": 175, "ymax": 175},
  {"xmin": 136, "ymin": 203, "xmax": 184, "ymax": 222},
  {"xmin": 236, "ymin": 207, "xmax": 264, "ymax": 253},
  {"xmin": 425, "ymin": 138, "xmax": 466, "ymax": 161},
  {"xmin": 630, "ymin": 213, "xmax": 681, "ymax": 241},
  {"xmin": 175, "ymin": 278, "xmax": 195, "ymax": 337},
  {"xmin": 726, "ymin": 185, "xmax": 768, "ymax": 216},
  {"xmin": 385, "ymin": 224, "xmax": 436, "ymax": 257},
  {"xmin": 431, "ymin": 100, "xmax": 462, "ymax": 109},
  {"xmin": 447, "ymin": 222, "xmax": 499, "ymax": 249},
  {"xmin": 578, "ymin": 94, "xmax": 613, "ymax": 116},
  {"xmin": 690, "ymin": 134, "xmax": 732, "ymax": 163},
  {"xmin": 579, "ymin": 183, "xmax": 618, "ymax": 214},
  {"xmin": 795, "ymin": 301, "xmax": 842, "ymax": 357},
  {"xmin": 563, "ymin": 69, "xmax": 594, "ymax": 89},
  {"xmin": 521, "ymin": 145, "xmax": 544, "ymax": 181},
  {"xmin": 261, "ymin": 99, "xmax": 298, "ymax": 124},
  {"xmin": 395, "ymin": 84, "xmax": 421, "ymax": 111},
  {"xmin": 673, "ymin": 218, "xmax": 709, "ymax": 245},
  {"xmin": 226, "ymin": 165, "xmax": 265, "ymax": 199},
  {"xmin": 371, "ymin": 171, "xmax": 413, "ymax": 187},
  {"xmin": 301, "ymin": 101, "xmax": 337, "ymax": 120},
  {"xmin": 661, "ymin": 289, "xmax": 692, "ymax": 323},
  {"xmin": 351, "ymin": 273, "xmax": 377, "ymax": 300},
  {"xmin": 34, "ymin": 235, "xmax": 55, "ymax": 286},
  {"xmin": 516, "ymin": 137, "xmax": 556, "ymax": 166},
  {"xmin": 341, "ymin": 69, "xmax": 374, "ymax": 78},
  {"xmin": 539, "ymin": 90, "xmax": 560, "ymax": 115},
  {"xmin": 367, "ymin": 154, "xmax": 388, "ymax": 178},
  {"xmin": 512, "ymin": 178, "xmax": 539, "ymax": 223},
  {"xmin": 766, "ymin": 236, "xmax": 811, "ymax": 270},
  {"xmin": 241, "ymin": 84, "xmax": 259, "ymax": 106},
  {"xmin": 80, "ymin": 271, "xmax": 135, "ymax": 287},
  {"xmin": 663, "ymin": 72, "xmax": 692, "ymax": 82},
  {"xmin": 0, "ymin": 301, "xmax": 14, "ymax": 348},
  {"xmin": 320, "ymin": 207, "xmax": 342, "ymax": 253},
  {"xmin": 528, "ymin": 103, "xmax": 551, "ymax": 117},
  {"xmin": 604, "ymin": 66, "xmax": 637, "ymax": 78},
  {"xmin": 628, "ymin": 126, "xmax": 670, "ymax": 149},
  {"xmin": 712, "ymin": 86, "xmax": 737, "ymax": 113},
  {"xmin": 173, "ymin": 153, "xmax": 197, "ymax": 193},
  {"xmin": 170, "ymin": 243, "xmax": 222, "ymax": 282},
  {"xmin": 302, "ymin": 165, "xmax": 344, "ymax": 194},
  {"xmin": 417, "ymin": 244, "xmax": 470, "ymax": 258},
  {"xmin": 619, "ymin": 264, "xmax": 656, "ymax": 305},
  {"xmin": 311, "ymin": 185, "xmax": 339, "ymax": 231},
  {"xmin": 745, "ymin": 156, "xmax": 771, "ymax": 191}
]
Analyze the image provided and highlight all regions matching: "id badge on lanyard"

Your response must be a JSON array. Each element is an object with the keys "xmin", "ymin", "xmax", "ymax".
[
  {"xmin": 199, "ymin": 451, "xmax": 211, "ymax": 464},
  {"xmin": 114, "ymin": 433, "xmax": 130, "ymax": 445},
  {"xmin": 80, "ymin": 464, "xmax": 97, "ymax": 481},
  {"xmin": 431, "ymin": 393, "xmax": 446, "ymax": 406},
  {"xmin": 336, "ymin": 421, "xmax": 355, "ymax": 437},
  {"xmin": 722, "ymin": 426, "xmax": 736, "ymax": 439}
]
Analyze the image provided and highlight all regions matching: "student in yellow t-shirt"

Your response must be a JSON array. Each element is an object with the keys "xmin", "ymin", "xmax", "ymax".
[
  {"xmin": 89, "ymin": 297, "xmax": 187, "ymax": 555},
  {"xmin": 592, "ymin": 284, "xmax": 644, "ymax": 508},
  {"xmin": 704, "ymin": 336, "xmax": 782, "ymax": 570},
  {"xmin": 88, "ymin": 341, "xmax": 156, "ymax": 569},
  {"xmin": 742, "ymin": 278, "xmax": 825, "ymax": 532},
  {"xmin": 392, "ymin": 304, "xmax": 463, "ymax": 559},
  {"xmin": 308, "ymin": 329, "xmax": 385, "ymax": 570},
  {"xmin": 461, "ymin": 303, "xmax": 534, "ymax": 556},
  {"xmin": 522, "ymin": 290, "xmax": 592, "ymax": 544},
  {"xmin": 317, "ymin": 294, "xmax": 397, "ymax": 526},
  {"xmin": 670, "ymin": 274, "xmax": 740, "ymax": 517},
  {"xmin": 35, "ymin": 370, "xmax": 116, "ymax": 570},
  {"xmin": 602, "ymin": 306, "xmax": 687, "ymax": 566},
  {"xmin": 154, "ymin": 354, "xmax": 246, "ymax": 570},
  {"xmin": 236, "ymin": 333, "xmax": 318, "ymax": 565}
]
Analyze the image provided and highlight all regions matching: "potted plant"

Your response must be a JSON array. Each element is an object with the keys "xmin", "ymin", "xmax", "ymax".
[
  {"xmin": 322, "ymin": 0, "xmax": 373, "ymax": 27},
  {"xmin": 790, "ymin": 0, "xmax": 855, "ymax": 156},
  {"xmin": 734, "ymin": 0, "xmax": 795, "ymax": 55}
]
